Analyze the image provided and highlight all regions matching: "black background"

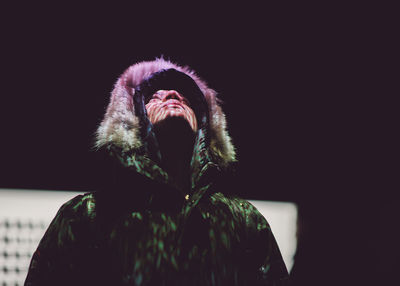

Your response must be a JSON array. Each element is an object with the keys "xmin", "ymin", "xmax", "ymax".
[{"xmin": 0, "ymin": 2, "xmax": 396, "ymax": 285}]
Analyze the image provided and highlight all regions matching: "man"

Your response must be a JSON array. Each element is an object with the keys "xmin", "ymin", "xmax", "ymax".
[{"xmin": 25, "ymin": 58, "xmax": 289, "ymax": 285}]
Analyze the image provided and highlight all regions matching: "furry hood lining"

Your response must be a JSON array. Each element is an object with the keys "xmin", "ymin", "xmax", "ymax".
[{"xmin": 96, "ymin": 58, "xmax": 236, "ymax": 169}]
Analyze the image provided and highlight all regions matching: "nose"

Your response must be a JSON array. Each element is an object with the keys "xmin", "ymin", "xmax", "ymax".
[{"xmin": 162, "ymin": 90, "xmax": 184, "ymax": 102}]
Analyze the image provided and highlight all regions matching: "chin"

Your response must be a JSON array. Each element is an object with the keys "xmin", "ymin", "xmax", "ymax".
[
  {"xmin": 154, "ymin": 116, "xmax": 195, "ymax": 135},
  {"xmin": 155, "ymin": 112, "xmax": 197, "ymax": 132}
]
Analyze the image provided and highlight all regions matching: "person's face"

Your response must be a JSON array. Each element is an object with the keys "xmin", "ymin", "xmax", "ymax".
[{"xmin": 145, "ymin": 90, "xmax": 197, "ymax": 132}]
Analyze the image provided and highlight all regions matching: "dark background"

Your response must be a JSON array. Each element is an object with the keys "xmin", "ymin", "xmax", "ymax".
[{"xmin": 0, "ymin": 2, "xmax": 396, "ymax": 285}]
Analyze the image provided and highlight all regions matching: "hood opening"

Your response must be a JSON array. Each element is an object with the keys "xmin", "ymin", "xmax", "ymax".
[{"xmin": 134, "ymin": 69, "xmax": 211, "ymax": 167}]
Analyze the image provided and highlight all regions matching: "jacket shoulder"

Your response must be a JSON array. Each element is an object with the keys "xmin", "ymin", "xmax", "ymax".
[
  {"xmin": 38, "ymin": 193, "xmax": 97, "ymax": 246},
  {"xmin": 209, "ymin": 192, "xmax": 271, "ymax": 229},
  {"xmin": 25, "ymin": 192, "xmax": 102, "ymax": 286},
  {"xmin": 59, "ymin": 192, "xmax": 96, "ymax": 217}
]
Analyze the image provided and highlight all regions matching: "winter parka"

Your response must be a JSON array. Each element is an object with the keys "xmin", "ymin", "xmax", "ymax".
[{"xmin": 25, "ymin": 58, "xmax": 290, "ymax": 286}]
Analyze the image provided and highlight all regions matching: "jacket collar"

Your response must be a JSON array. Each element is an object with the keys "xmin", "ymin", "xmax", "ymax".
[{"xmin": 106, "ymin": 127, "xmax": 220, "ymax": 208}]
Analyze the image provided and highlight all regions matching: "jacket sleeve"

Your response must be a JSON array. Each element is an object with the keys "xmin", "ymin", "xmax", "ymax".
[
  {"xmin": 24, "ymin": 195, "xmax": 85, "ymax": 286},
  {"xmin": 244, "ymin": 202, "xmax": 291, "ymax": 286}
]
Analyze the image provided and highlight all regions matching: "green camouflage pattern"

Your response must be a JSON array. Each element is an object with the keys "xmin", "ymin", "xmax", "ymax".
[{"xmin": 25, "ymin": 131, "xmax": 289, "ymax": 285}]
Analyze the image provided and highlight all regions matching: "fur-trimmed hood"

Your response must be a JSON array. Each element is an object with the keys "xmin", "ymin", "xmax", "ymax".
[{"xmin": 95, "ymin": 58, "xmax": 236, "ymax": 185}]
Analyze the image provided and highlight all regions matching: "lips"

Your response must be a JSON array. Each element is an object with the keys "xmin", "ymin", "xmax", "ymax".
[
  {"xmin": 164, "ymin": 104, "xmax": 183, "ymax": 109},
  {"xmin": 162, "ymin": 100, "xmax": 185, "ymax": 109}
]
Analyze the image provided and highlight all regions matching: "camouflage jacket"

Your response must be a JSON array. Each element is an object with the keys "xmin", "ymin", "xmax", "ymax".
[
  {"xmin": 25, "ymin": 148, "xmax": 289, "ymax": 286},
  {"xmin": 26, "ymin": 62, "xmax": 290, "ymax": 285}
]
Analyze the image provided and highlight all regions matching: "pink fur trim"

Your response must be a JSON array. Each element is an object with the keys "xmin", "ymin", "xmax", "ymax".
[{"xmin": 96, "ymin": 58, "xmax": 236, "ymax": 168}]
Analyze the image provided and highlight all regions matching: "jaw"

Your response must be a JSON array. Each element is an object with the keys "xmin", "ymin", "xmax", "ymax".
[
  {"xmin": 149, "ymin": 106, "xmax": 198, "ymax": 132},
  {"xmin": 153, "ymin": 116, "xmax": 195, "ymax": 141}
]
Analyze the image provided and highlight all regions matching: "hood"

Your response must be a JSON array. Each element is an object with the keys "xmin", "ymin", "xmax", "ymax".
[{"xmin": 95, "ymin": 58, "xmax": 236, "ymax": 190}]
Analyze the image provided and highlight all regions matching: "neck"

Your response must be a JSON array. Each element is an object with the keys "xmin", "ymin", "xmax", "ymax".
[{"xmin": 153, "ymin": 117, "xmax": 195, "ymax": 192}]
